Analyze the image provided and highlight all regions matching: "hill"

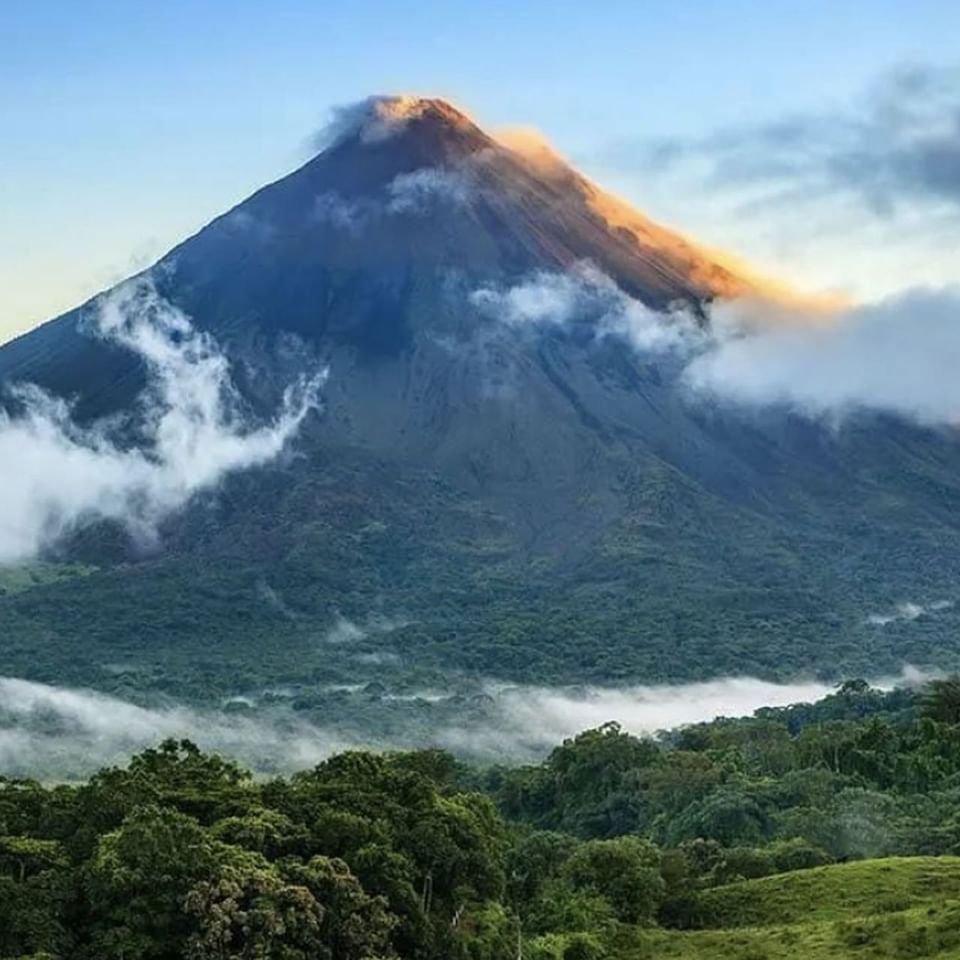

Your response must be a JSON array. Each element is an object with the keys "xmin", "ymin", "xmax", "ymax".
[{"xmin": 624, "ymin": 859, "xmax": 960, "ymax": 958}]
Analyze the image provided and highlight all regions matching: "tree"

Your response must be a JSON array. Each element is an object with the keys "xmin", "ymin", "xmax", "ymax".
[
  {"xmin": 280, "ymin": 855, "xmax": 395, "ymax": 960},
  {"xmin": 921, "ymin": 676, "xmax": 960, "ymax": 725},
  {"xmin": 84, "ymin": 804, "xmax": 230, "ymax": 959},
  {"xmin": 183, "ymin": 863, "xmax": 324, "ymax": 960},
  {"xmin": 563, "ymin": 837, "xmax": 664, "ymax": 924}
]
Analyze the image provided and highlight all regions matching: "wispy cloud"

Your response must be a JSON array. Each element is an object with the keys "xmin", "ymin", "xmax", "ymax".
[
  {"xmin": 313, "ymin": 191, "xmax": 369, "ymax": 232},
  {"xmin": 439, "ymin": 676, "xmax": 840, "ymax": 756},
  {"xmin": 0, "ymin": 278, "xmax": 325, "ymax": 564},
  {"xmin": 322, "ymin": 613, "xmax": 409, "ymax": 645},
  {"xmin": 387, "ymin": 168, "xmax": 475, "ymax": 214},
  {"xmin": 867, "ymin": 599, "xmax": 954, "ymax": 627},
  {"xmin": 310, "ymin": 95, "xmax": 437, "ymax": 152},
  {"xmin": 627, "ymin": 65, "xmax": 960, "ymax": 219},
  {"xmin": 470, "ymin": 262, "xmax": 701, "ymax": 352}
]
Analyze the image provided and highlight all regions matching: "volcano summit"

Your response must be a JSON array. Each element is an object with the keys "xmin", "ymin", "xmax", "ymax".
[{"xmin": 2, "ymin": 96, "xmax": 960, "ymax": 698}]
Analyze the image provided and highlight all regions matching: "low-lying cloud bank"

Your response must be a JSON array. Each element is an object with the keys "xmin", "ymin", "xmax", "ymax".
[
  {"xmin": 441, "ymin": 676, "xmax": 871, "ymax": 756},
  {"xmin": 0, "ymin": 278, "xmax": 325, "ymax": 564},
  {"xmin": 0, "ymin": 671, "xmax": 925, "ymax": 779},
  {"xmin": 0, "ymin": 677, "xmax": 358, "ymax": 778}
]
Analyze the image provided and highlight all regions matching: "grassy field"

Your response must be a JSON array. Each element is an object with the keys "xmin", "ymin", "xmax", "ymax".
[
  {"xmin": 0, "ymin": 561, "xmax": 95, "ymax": 596},
  {"xmin": 620, "ymin": 858, "xmax": 960, "ymax": 959}
]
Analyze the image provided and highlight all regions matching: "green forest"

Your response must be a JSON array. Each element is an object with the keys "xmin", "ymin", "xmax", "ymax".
[{"xmin": 7, "ymin": 679, "xmax": 960, "ymax": 958}]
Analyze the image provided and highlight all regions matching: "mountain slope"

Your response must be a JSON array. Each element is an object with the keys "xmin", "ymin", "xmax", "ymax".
[{"xmin": 2, "ymin": 96, "xmax": 960, "ymax": 700}]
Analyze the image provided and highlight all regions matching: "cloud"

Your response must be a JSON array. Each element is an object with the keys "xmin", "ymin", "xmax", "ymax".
[
  {"xmin": 0, "ymin": 278, "xmax": 326, "ymax": 564},
  {"xmin": 867, "ymin": 599, "xmax": 954, "ymax": 627},
  {"xmin": 0, "ymin": 676, "xmax": 359, "ymax": 779},
  {"xmin": 0, "ymin": 671, "xmax": 921, "ymax": 778},
  {"xmin": 470, "ymin": 262, "xmax": 701, "ymax": 353},
  {"xmin": 311, "ymin": 95, "xmax": 436, "ymax": 152},
  {"xmin": 438, "ymin": 672, "xmax": 922, "ymax": 758},
  {"xmin": 387, "ymin": 168, "xmax": 474, "ymax": 214},
  {"xmin": 322, "ymin": 613, "xmax": 409, "ymax": 645},
  {"xmin": 471, "ymin": 263, "xmax": 960, "ymax": 427},
  {"xmin": 686, "ymin": 287, "xmax": 960, "ymax": 425},
  {"xmin": 313, "ymin": 191, "xmax": 368, "ymax": 233},
  {"xmin": 635, "ymin": 65, "xmax": 960, "ymax": 218}
]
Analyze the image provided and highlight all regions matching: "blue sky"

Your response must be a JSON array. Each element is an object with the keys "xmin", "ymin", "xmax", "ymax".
[{"xmin": 2, "ymin": 0, "xmax": 959, "ymax": 342}]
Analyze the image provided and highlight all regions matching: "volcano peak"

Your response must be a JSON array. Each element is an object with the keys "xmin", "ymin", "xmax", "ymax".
[{"xmin": 321, "ymin": 94, "xmax": 482, "ymax": 152}]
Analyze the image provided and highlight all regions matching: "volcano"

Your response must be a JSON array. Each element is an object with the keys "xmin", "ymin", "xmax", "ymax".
[{"xmin": 3, "ymin": 95, "xmax": 960, "ymax": 697}]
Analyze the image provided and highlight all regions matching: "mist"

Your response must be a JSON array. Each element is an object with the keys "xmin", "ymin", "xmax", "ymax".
[
  {"xmin": 439, "ymin": 675, "xmax": 847, "ymax": 756},
  {"xmin": 866, "ymin": 599, "xmax": 954, "ymax": 627},
  {"xmin": 0, "ymin": 278, "xmax": 325, "ymax": 564},
  {"xmin": 0, "ymin": 671, "xmax": 922, "ymax": 779},
  {"xmin": 0, "ymin": 676, "xmax": 359, "ymax": 779}
]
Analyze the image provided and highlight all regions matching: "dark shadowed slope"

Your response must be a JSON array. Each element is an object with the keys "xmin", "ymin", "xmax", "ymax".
[{"xmin": 2, "ymin": 95, "xmax": 960, "ymax": 699}]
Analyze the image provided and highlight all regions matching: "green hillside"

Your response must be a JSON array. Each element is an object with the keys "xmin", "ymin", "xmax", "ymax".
[{"xmin": 622, "ymin": 859, "xmax": 960, "ymax": 958}]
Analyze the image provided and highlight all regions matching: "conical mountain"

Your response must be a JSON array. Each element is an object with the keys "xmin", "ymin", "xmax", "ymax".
[
  {"xmin": 0, "ymin": 97, "xmax": 748, "ymax": 399},
  {"xmin": 2, "ymin": 96, "xmax": 960, "ymax": 698}
]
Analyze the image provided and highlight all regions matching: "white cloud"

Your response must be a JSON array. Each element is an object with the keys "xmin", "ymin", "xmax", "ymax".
[
  {"xmin": 440, "ymin": 670, "xmax": 925, "ymax": 758},
  {"xmin": 387, "ymin": 168, "xmax": 474, "ymax": 214},
  {"xmin": 866, "ymin": 599, "xmax": 954, "ymax": 626},
  {"xmin": 440, "ymin": 676, "xmax": 838, "ymax": 756},
  {"xmin": 321, "ymin": 613, "xmax": 409, "ymax": 645},
  {"xmin": 686, "ymin": 287, "xmax": 960, "ymax": 425},
  {"xmin": 0, "ymin": 669, "xmax": 929, "ymax": 777},
  {"xmin": 0, "ymin": 676, "xmax": 358, "ymax": 778},
  {"xmin": 471, "ymin": 264, "xmax": 960, "ymax": 428},
  {"xmin": 0, "ymin": 277, "xmax": 326, "ymax": 564},
  {"xmin": 470, "ymin": 262, "xmax": 700, "ymax": 352},
  {"xmin": 311, "ymin": 95, "xmax": 436, "ymax": 151}
]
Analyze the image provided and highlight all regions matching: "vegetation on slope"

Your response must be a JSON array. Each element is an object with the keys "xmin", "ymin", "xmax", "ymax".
[{"xmin": 4, "ymin": 679, "xmax": 960, "ymax": 957}]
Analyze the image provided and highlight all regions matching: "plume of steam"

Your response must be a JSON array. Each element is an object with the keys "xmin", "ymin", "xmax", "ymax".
[{"xmin": 0, "ymin": 278, "xmax": 326, "ymax": 564}]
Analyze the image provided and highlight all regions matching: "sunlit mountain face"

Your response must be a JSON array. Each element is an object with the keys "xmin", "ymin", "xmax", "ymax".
[{"xmin": 2, "ymin": 95, "xmax": 960, "ymax": 702}]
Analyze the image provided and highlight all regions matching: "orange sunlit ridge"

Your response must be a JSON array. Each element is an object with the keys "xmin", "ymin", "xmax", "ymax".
[{"xmin": 491, "ymin": 121, "xmax": 850, "ymax": 322}]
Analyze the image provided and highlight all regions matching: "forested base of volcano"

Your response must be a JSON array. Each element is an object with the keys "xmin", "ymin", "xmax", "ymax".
[
  {"xmin": 7, "ymin": 680, "xmax": 960, "ymax": 958},
  {"xmin": 4, "ymin": 440, "xmax": 960, "ymax": 703}
]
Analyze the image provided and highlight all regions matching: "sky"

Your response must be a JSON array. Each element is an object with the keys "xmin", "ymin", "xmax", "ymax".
[{"xmin": 2, "ymin": 0, "xmax": 959, "ymax": 344}]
